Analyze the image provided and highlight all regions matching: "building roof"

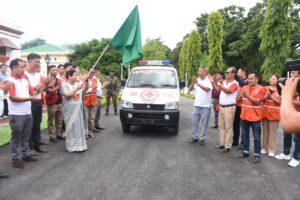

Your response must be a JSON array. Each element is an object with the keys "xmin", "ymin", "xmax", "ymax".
[
  {"xmin": 0, "ymin": 38, "xmax": 19, "ymax": 50},
  {"xmin": 0, "ymin": 24, "xmax": 24, "ymax": 36},
  {"xmin": 21, "ymin": 43, "xmax": 68, "ymax": 53}
]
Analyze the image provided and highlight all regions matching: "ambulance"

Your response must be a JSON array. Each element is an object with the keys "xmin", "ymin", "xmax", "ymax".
[{"xmin": 119, "ymin": 60, "xmax": 184, "ymax": 135}]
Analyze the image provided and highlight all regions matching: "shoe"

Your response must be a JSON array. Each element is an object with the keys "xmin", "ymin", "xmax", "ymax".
[
  {"xmin": 57, "ymin": 135, "xmax": 65, "ymax": 140},
  {"xmin": 238, "ymin": 153, "xmax": 249, "ymax": 159},
  {"xmin": 40, "ymin": 141, "xmax": 49, "ymax": 145},
  {"xmin": 199, "ymin": 140, "xmax": 205, "ymax": 146},
  {"xmin": 232, "ymin": 143, "xmax": 239, "ymax": 146},
  {"xmin": 253, "ymin": 156, "xmax": 261, "ymax": 163},
  {"xmin": 95, "ymin": 126, "xmax": 105, "ymax": 130},
  {"xmin": 49, "ymin": 137, "xmax": 58, "ymax": 143},
  {"xmin": 35, "ymin": 147, "xmax": 48, "ymax": 153},
  {"xmin": 215, "ymin": 145, "xmax": 225, "ymax": 149},
  {"xmin": 22, "ymin": 155, "xmax": 38, "ymax": 162},
  {"xmin": 211, "ymin": 125, "xmax": 218, "ymax": 128},
  {"xmin": 12, "ymin": 159, "xmax": 24, "ymax": 169},
  {"xmin": 30, "ymin": 149, "xmax": 41, "ymax": 156},
  {"xmin": 222, "ymin": 148, "xmax": 231, "ymax": 153},
  {"xmin": 275, "ymin": 153, "xmax": 291, "ymax": 160},
  {"xmin": 288, "ymin": 158, "xmax": 300, "ymax": 167},
  {"xmin": 88, "ymin": 133, "xmax": 95, "ymax": 138},
  {"xmin": 105, "ymin": 112, "xmax": 109, "ymax": 116},
  {"xmin": 268, "ymin": 152, "xmax": 275, "ymax": 157},
  {"xmin": 261, "ymin": 149, "xmax": 268, "ymax": 155},
  {"xmin": 0, "ymin": 172, "xmax": 9, "ymax": 178},
  {"xmin": 92, "ymin": 128, "xmax": 101, "ymax": 133},
  {"xmin": 85, "ymin": 135, "xmax": 90, "ymax": 139},
  {"xmin": 189, "ymin": 138, "xmax": 198, "ymax": 143}
]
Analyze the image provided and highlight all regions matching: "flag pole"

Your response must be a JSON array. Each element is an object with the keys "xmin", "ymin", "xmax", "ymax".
[
  {"xmin": 84, "ymin": 44, "xmax": 110, "ymax": 80},
  {"xmin": 121, "ymin": 64, "xmax": 124, "ymax": 80},
  {"xmin": 92, "ymin": 44, "xmax": 110, "ymax": 69}
]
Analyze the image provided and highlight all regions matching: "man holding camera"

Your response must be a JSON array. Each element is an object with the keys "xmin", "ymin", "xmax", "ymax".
[{"xmin": 276, "ymin": 70, "xmax": 300, "ymax": 168}]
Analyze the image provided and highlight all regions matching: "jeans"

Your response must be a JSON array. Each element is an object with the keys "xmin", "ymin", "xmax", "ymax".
[
  {"xmin": 212, "ymin": 98, "xmax": 219, "ymax": 127},
  {"xmin": 30, "ymin": 101, "xmax": 43, "ymax": 149},
  {"xmin": 283, "ymin": 133, "xmax": 300, "ymax": 160},
  {"xmin": 241, "ymin": 120, "xmax": 261, "ymax": 155},
  {"xmin": 9, "ymin": 115, "xmax": 32, "ymax": 158},
  {"xmin": 192, "ymin": 106, "xmax": 211, "ymax": 141},
  {"xmin": 94, "ymin": 97, "xmax": 102, "ymax": 127},
  {"xmin": 233, "ymin": 106, "xmax": 241, "ymax": 145}
]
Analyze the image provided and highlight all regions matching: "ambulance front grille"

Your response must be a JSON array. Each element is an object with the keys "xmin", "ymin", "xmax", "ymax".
[{"xmin": 133, "ymin": 104, "xmax": 165, "ymax": 110}]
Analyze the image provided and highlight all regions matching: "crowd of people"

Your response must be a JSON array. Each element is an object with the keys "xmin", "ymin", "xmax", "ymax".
[
  {"xmin": 0, "ymin": 53, "xmax": 120, "ymax": 178},
  {"xmin": 189, "ymin": 66, "xmax": 300, "ymax": 167},
  {"xmin": 1, "ymin": 58, "xmax": 299, "ymax": 179}
]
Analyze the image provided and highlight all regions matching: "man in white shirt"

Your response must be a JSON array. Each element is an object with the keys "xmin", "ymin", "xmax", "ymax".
[
  {"xmin": 0, "ymin": 81, "xmax": 11, "ymax": 177},
  {"xmin": 6, "ymin": 58, "xmax": 39, "ymax": 168},
  {"xmin": 189, "ymin": 67, "xmax": 213, "ymax": 145},
  {"xmin": 25, "ymin": 53, "xmax": 48, "ymax": 154},
  {"xmin": 212, "ymin": 67, "xmax": 239, "ymax": 152},
  {"xmin": 94, "ymin": 67, "xmax": 105, "ymax": 131}
]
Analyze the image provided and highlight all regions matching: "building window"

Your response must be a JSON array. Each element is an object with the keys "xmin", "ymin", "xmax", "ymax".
[
  {"xmin": 54, "ymin": 57, "xmax": 57, "ymax": 61},
  {"xmin": 0, "ymin": 47, "xmax": 6, "ymax": 55}
]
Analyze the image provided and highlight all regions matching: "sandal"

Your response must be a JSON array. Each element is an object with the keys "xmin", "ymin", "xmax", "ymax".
[{"xmin": 88, "ymin": 133, "xmax": 95, "ymax": 138}]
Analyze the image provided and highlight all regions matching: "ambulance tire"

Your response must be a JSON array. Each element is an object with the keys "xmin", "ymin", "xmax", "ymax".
[
  {"xmin": 122, "ymin": 123, "xmax": 130, "ymax": 133},
  {"xmin": 170, "ymin": 124, "xmax": 179, "ymax": 135}
]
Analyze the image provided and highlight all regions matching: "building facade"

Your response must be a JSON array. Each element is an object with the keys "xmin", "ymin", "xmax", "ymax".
[
  {"xmin": 0, "ymin": 24, "xmax": 23, "ymax": 64},
  {"xmin": 21, "ymin": 43, "xmax": 71, "ymax": 76}
]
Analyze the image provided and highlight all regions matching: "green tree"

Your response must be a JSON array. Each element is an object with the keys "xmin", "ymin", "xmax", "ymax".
[
  {"xmin": 194, "ymin": 13, "xmax": 209, "ymax": 53},
  {"xmin": 21, "ymin": 37, "xmax": 46, "ymax": 50},
  {"xmin": 179, "ymin": 37, "xmax": 189, "ymax": 81},
  {"xmin": 259, "ymin": 0, "xmax": 294, "ymax": 81},
  {"xmin": 71, "ymin": 38, "xmax": 122, "ymax": 77},
  {"xmin": 208, "ymin": 11, "xmax": 224, "ymax": 74},
  {"xmin": 219, "ymin": 6, "xmax": 246, "ymax": 66},
  {"xmin": 186, "ymin": 30, "xmax": 202, "ymax": 79},
  {"xmin": 142, "ymin": 38, "xmax": 171, "ymax": 60},
  {"xmin": 170, "ymin": 41, "xmax": 182, "ymax": 73}
]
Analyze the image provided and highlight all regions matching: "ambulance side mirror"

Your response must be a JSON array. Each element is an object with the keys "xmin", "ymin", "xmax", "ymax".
[
  {"xmin": 179, "ymin": 81, "xmax": 185, "ymax": 89},
  {"xmin": 121, "ymin": 79, "xmax": 126, "ymax": 87}
]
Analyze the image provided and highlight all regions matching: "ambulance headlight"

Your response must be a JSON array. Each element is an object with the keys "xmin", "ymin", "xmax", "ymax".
[
  {"xmin": 164, "ymin": 102, "xmax": 179, "ymax": 110},
  {"xmin": 121, "ymin": 100, "xmax": 133, "ymax": 109}
]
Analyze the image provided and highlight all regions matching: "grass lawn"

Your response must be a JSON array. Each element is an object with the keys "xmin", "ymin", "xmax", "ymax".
[{"xmin": 0, "ymin": 115, "xmax": 48, "ymax": 147}]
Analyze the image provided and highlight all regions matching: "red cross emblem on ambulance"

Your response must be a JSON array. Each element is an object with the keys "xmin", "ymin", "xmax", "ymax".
[{"xmin": 140, "ymin": 89, "xmax": 159, "ymax": 103}]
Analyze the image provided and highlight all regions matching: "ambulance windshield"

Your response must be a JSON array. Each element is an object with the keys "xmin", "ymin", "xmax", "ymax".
[{"xmin": 127, "ymin": 69, "xmax": 177, "ymax": 88}]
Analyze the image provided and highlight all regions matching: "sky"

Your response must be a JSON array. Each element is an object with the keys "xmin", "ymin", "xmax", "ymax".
[{"xmin": 1, "ymin": 0, "xmax": 262, "ymax": 49}]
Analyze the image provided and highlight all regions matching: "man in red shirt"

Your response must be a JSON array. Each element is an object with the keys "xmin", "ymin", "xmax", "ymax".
[{"xmin": 45, "ymin": 65, "xmax": 63, "ymax": 143}]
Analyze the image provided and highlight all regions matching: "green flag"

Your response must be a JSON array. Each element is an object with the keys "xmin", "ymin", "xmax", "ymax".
[{"xmin": 110, "ymin": 5, "xmax": 143, "ymax": 67}]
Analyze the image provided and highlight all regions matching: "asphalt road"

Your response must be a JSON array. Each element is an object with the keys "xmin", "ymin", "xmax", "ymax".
[{"xmin": 0, "ymin": 97, "xmax": 299, "ymax": 200}]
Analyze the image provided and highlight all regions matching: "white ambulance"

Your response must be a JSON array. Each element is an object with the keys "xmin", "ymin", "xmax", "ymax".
[{"xmin": 119, "ymin": 60, "xmax": 184, "ymax": 135}]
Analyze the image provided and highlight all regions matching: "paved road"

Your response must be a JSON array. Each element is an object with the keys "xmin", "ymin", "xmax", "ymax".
[{"xmin": 0, "ymin": 97, "xmax": 299, "ymax": 200}]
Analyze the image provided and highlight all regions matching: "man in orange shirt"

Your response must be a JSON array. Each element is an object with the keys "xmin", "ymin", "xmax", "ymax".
[{"xmin": 237, "ymin": 72, "xmax": 266, "ymax": 163}]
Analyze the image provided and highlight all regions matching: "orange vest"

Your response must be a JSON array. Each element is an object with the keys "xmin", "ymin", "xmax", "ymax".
[
  {"xmin": 240, "ymin": 85, "xmax": 265, "ymax": 122},
  {"xmin": 262, "ymin": 86, "xmax": 280, "ymax": 121},
  {"xmin": 84, "ymin": 78, "xmax": 97, "ymax": 107}
]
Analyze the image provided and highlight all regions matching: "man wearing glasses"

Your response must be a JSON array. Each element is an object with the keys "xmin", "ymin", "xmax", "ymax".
[{"xmin": 212, "ymin": 67, "xmax": 239, "ymax": 153}]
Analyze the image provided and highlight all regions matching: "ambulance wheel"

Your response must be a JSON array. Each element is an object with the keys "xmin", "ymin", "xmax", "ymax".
[
  {"xmin": 122, "ymin": 123, "xmax": 130, "ymax": 133},
  {"xmin": 170, "ymin": 124, "xmax": 179, "ymax": 135}
]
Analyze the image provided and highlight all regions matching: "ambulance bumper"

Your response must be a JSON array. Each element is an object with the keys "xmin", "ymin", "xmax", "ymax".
[{"xmin": 120, "ymin": 108, "xmax": 180, "ymax": 126}]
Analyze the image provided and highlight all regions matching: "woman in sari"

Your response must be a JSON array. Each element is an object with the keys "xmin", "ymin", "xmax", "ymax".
[{"xmin": 61, "ymin": 70, "xmax": 88, "ymax": 152}]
